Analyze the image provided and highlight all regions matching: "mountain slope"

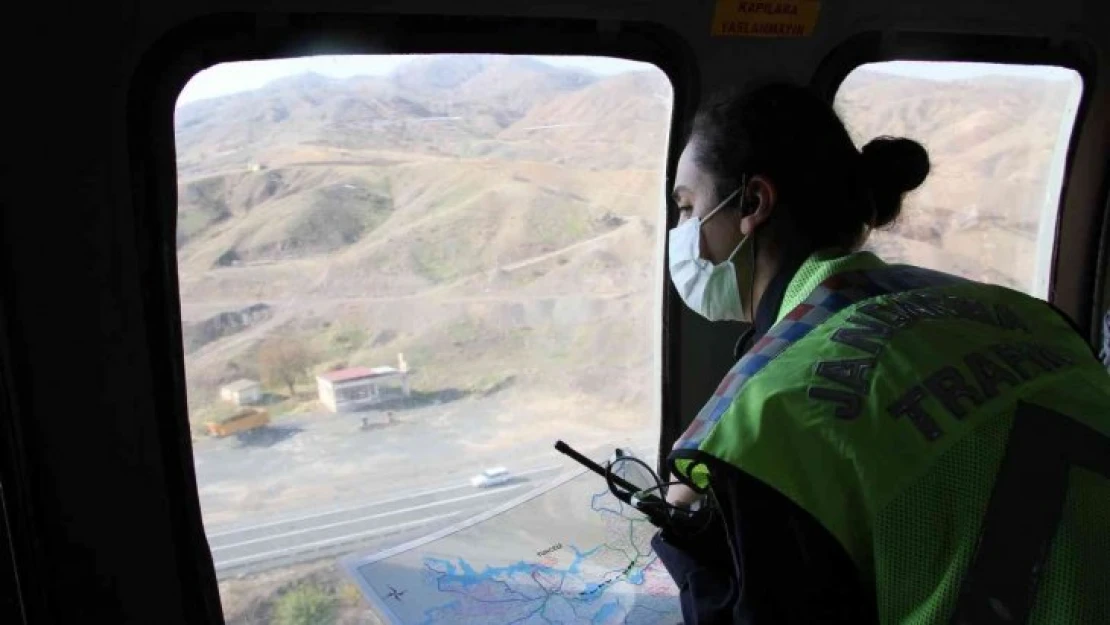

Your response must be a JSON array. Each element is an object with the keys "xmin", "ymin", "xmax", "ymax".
[
  {"xmin": 175, "ymin": 57, "xmax": 604, "ymax": 178},
  {"xmin": 175, "ymin": 58, "xmax": 672, "ymax": 416},
  {"xmin": 838, "ymin": 69, "xmax": 1079, "ymax": 290},
  {"xmin": 174, "ymin": 57, "xmax": 1073, "ymax": 419}
]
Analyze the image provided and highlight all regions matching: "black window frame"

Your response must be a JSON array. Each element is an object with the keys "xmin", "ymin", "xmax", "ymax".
[{"xmin": 126, "ymin": 12, "xmax": 693, "ymax": 620}]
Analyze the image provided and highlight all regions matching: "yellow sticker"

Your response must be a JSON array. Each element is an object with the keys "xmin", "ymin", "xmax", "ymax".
[{"xmin": 712, "ymin": 0, "xmax": 822, "ymax": 38}]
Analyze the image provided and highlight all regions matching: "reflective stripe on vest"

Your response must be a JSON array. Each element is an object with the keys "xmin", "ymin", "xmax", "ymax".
[
  {"xmin": 670, "ymin": 262, "xmax": 962, "ymax": 479},
  {"xmin": 668, "ymin": 262, "xmax": 1110, "ymax": 577}
]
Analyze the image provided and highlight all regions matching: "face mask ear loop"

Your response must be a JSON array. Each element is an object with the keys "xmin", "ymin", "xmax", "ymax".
[
  {"xmin": 725, "ymin": 174, "xmax": 755, "ymax": 322},
  {"xmin": 748, "ymin": 229, "xmax": 758, "ymax": 322},
  {"xmin": 702, "ymin": 186, "xmax": 743, "ymax": 227},
  {"xmin": 723, "ymin": 175, "xmax": 751, "ymax": 263}
]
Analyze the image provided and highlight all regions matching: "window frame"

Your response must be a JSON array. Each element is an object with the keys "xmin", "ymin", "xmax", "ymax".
[
  {"xmin": 127, "ymin": 13, "xmax": 692, "ymax": 619},
  {"xmin": 0, "ymin": 294, "xmax": 31, "ymax": 625},
  {"xmin": 812, "ymin": 31, "xmax": 1100, "ymax": 339}
]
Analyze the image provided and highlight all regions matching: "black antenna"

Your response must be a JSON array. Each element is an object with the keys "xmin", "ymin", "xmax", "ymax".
[{"xmin": 553, "ymin": 440, "xmax": 669, "ymax": 526}]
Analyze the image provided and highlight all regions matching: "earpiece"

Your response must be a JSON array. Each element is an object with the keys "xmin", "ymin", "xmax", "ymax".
[{"xmin": 737, "ymin": 174, "xmax": 752, "ymax": 217}]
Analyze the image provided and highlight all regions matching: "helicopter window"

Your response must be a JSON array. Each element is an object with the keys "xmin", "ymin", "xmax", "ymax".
[
  {"xmin": 174, "ymin": 53, "xmax": 672, "ymax": 621},
  {"xmin": 835, "ymin": 61, "xmax": 1083, "ymax": 298}
]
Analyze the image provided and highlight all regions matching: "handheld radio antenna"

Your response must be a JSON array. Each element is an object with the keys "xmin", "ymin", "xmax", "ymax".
[{"xmin": 553, "ymin": 440, "xmax": 670, "ymax": 526}]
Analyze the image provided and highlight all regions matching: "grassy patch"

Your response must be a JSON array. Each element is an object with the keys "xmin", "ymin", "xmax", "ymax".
[
  {"xmin": 408, "ymin": 220, "xmax": 494, "ymax": 282},
  {"xmin": 177, "ymin": 209, "xmax": 218, "ymax": 246},
  {"xmin": 389, "ymin": 318, "xmax": 539, "ymax": 394},
  {"xmin": 273, "ymin": 583, "xmax": 338, "ymax": 625},
  {"xmin": 177, "ymin": 174, "xmax": 231, "ymax": 246},
  {"xmin": 263, "ymin": 382, "xmax": 320, "ymax": 418},
  {"xmin": 444, "ymin": 318, "xmax": 486, "ymax": 345},
  {"xmin": 217, "ymin": 564, "xmax": 377, "ymax": 625},
  {"xmin": 285, "ymin": 184, "xmax": 393, "ymax": 254},
  {"xmin": 310, "ymin": 321, "xmax": 370, "ymax": 367},
  {"xmin": 409, "ymin": 245, "xmax": 456, "ymax": 283},
  {"xmin": 534, "ymin": 208, "xmax": 591, "ymax": 247},
  {"xmin": 406, "ymin": 194, "xmax": 500, "ymax": 283}
]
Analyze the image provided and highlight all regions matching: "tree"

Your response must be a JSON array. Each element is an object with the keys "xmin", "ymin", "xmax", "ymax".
[
  {"xmin": 257, "ymin": 336, "xmax": 313, "ymax": 397},
  {"xmin": 273, "ymin": 584, "xmax": 337, "ymax": 625}
]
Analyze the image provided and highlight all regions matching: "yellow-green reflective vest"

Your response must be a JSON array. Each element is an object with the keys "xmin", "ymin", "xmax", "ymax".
[{"xmin": 670, "ymin": 252, "xmax": 1110, "ymax": 624}]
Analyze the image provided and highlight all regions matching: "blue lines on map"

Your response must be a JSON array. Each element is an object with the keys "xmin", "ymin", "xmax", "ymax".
[{"xmin": 412, "ymin": 482, "xmax": 672, "ymax": 623}]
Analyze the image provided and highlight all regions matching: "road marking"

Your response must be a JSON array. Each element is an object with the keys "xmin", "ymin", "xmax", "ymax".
[
  {"xmin": 520, "ymin": 122, "xmax": 593, "ymax": 130},
  {"xmin": 206, "ymin": 483, "xmax": 469, "ymax": 538},
  {"xmin": 210, "ymin": 483, "xmax": 528, "ymax": 551},
  {"xmin": 205, "ymin": 464, "xmax": 561, "ymax": 538},
  {"xmin": 213, "ymin": 511, "xmax": 462, "ymax": 570}
]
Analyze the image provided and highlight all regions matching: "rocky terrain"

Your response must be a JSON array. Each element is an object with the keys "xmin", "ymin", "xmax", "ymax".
[
  {"xmin": 176, "ymin": 57, "xmax": 1079, "ymax": 426},
  {"xmin": 176, "ymin": 56, "xmax": 671, "ymax": 427}
]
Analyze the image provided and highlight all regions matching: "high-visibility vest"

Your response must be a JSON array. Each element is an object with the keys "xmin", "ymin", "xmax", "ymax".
[{"xmin": 669, "ymin": 251, "xmax": 1110, "ymax": 624}]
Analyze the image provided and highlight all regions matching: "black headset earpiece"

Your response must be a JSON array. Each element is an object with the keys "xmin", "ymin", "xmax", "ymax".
[{"xmin": 737, "ymin": 174, "xmax": 752, "ymax": 218}]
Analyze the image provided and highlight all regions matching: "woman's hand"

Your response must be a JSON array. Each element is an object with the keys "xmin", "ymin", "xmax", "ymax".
[{"xmin": 666, "ymin": 483, "xmax": 701, "ymax": 508}]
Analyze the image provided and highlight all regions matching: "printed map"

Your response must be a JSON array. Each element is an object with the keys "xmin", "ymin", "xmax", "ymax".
[{"xmin": 343, "ymin": 467, "xmax": 681, "ymax": 624}]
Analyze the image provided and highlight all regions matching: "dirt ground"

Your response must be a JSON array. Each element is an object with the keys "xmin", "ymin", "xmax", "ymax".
[
  {"xmin": 198, "ymin": 388, "xmax": 657, "ymax": 623},
  {"xmin": 218, "ymin": 559, "xmax": 385, "ymax": 625}
]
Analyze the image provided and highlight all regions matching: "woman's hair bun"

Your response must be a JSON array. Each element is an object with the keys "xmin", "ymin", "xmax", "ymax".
[{"xmin": 860, "ymin": 136, "xmax": 930, "ymax": 227}]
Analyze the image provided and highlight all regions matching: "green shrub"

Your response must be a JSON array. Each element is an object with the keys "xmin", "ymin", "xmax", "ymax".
[{"xmin": 273, "ymin": 584, "xmax": 337, "ymax": 625}]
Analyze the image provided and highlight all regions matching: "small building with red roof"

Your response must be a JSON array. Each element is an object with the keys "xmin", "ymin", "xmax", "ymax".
[{"xmin": 316, "ymin": 354, "xmax": 410, "ymax": 412}]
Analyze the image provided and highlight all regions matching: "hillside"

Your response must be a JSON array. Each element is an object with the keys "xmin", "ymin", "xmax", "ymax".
[
  {"xmin": 175, "ymin": 57, "xmax": 671, "ymax": 423},
  {"xmin": 837, "ymin": 70, "xmax": 1079, "ymax": 291},
  {"xmin": 175, "ymin": 57, "xmax": 1075, "ymax": 425},
  {"xmin": 175, "ymin": 56, "xmax": 602, "ymax": 179}
]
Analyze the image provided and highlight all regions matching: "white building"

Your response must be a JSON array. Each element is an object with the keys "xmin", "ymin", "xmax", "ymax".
[
  {"xmin": 316, "ymin": 356, "xmax": 410, "ymax": 413},
  {"xmin": 219, "ymin": 379, "xmax": 262, "ymax": 406}
]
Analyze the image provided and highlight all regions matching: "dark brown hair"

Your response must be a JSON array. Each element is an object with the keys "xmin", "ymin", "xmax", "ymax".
[{"xmin": 690, "ymin": 81, "xmax": 930, "ymax": 250}]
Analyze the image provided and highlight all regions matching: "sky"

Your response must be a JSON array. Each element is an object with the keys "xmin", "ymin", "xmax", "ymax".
[
  {"xmin": 177, "ymin": 55, "xmax": 651, "ymax": 105},
  {"xmin": 865, "ymin": 60, "xmax": 1080, "ymax": 82},
  {"xmin": 176, "ymin": 54, "xmax": 1081, "ymax": 106}
]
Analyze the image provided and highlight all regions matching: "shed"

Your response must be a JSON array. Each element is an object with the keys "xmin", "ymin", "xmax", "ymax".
[
  {"xmin": 316, "ymin": 363, "xmax": 409, "ymax": 413},
  {"xmin": 219, "ymin": 379, "xmax": 262, "ymax": 406}
]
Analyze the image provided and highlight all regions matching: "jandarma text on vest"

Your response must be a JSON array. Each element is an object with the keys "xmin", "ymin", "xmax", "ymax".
[{"xmin": 805, "ymin": 291, "xmax": 1075, "ymax": 439}]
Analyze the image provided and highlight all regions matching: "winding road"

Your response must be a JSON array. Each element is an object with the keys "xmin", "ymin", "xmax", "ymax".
[{"xmin": 208, "ymin": 465, "xmax": 564, "ymax": 578}]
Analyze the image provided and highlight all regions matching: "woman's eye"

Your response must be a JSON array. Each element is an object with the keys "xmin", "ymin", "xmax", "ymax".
[{"xmin": 670, "ymin": 196, "xmax": 694, "ymax": 221}]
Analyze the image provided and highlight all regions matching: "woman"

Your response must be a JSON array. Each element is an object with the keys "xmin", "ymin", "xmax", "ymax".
[{"xmin": 652, "ymin": 82, "xmax": 1110, "ymax": 624}]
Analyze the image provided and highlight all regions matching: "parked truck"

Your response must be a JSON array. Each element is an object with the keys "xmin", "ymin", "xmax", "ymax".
[{"xmin": 205, "ymin": 407, "xmax": 270, "ymax": 438}]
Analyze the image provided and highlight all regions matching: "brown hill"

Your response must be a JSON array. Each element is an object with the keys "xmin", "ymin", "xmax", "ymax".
[
  {"xmin": 174, "ymin": 57, "xmax": 600, "ymax": 179},
  {"xmin": 492, "ymin": 71, "xmax": 672, "ymax": 169},
  {"xmin": 393, "ymin": 55, "xmax": 596, "ymax": 122},
  {"xmin": 838, "ymin": 68, "xmax": 1080, "ymax": 291},
  {"xmin": 175, "ymin": 57, "xmax": 1074, "ymax": 423},
  {"xmin": 175, "ymin": 58, "xmax": 672, "ymax": 419}
]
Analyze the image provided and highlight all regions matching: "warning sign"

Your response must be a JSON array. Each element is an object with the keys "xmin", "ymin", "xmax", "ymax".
[{"xmin": 712, "ymin": 1, "xmax": 822, "ymax": 38}]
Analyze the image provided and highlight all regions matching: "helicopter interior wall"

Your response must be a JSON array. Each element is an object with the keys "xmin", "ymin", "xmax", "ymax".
[{"xmin": 2, "ymin": 1, "xmax": 1108, "ymax": 623}]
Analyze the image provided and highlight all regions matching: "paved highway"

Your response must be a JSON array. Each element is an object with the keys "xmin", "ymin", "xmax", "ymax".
[{"xmin": 208, "ymin": 465, "xmax": 564, "ymax": 578}]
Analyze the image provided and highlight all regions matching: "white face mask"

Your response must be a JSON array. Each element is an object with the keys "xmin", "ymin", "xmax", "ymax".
[{"xmin": 668, "ymin": 187, "xmax": 754, "ymax": 322}]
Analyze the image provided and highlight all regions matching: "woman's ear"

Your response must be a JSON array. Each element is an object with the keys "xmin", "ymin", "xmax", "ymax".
[{"xmin": 739, "ymin": 175, "xmax": 777, "ymax": 236}]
